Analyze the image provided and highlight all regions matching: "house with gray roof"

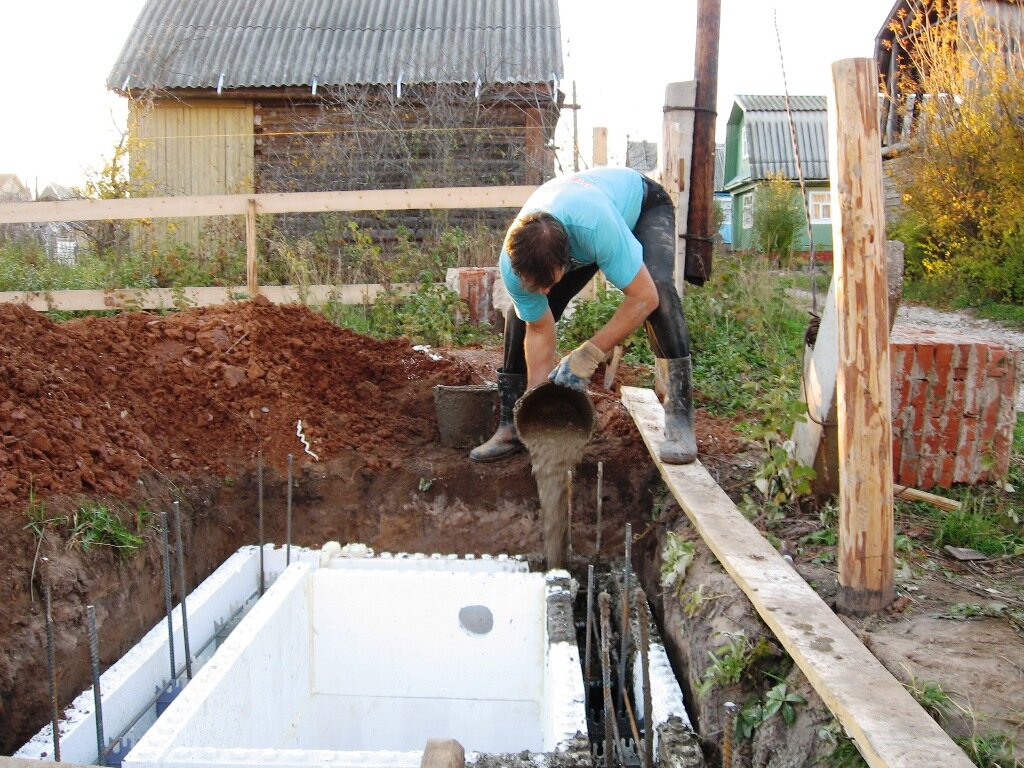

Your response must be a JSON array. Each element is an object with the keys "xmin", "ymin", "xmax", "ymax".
[
  {"xmin": 107, "ymin": 0, "xmax": 563, "ymax": 235},
  {"xmin": 721, "ymin": 95, "xmax": 832, "ymax": 254}
]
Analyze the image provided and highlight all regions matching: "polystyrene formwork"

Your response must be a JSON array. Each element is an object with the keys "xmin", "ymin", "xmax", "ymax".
[
  {"xmin": 123, "ymin": 554, "xmax": 587, "ymax": 767},
  {"xmin": 16, "ymin": 545, "xmax": 306, "ymax": 765}
]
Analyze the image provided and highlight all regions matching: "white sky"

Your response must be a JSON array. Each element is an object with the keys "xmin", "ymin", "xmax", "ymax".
[{"xmin": 0, "ymin": 0, "xmax": 894, "ymax": 191}]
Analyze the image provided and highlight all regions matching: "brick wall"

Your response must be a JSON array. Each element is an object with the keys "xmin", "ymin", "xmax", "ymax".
[{"xmin": 890, "ymin": 327, "xmax": 1020, "ymax": 489}]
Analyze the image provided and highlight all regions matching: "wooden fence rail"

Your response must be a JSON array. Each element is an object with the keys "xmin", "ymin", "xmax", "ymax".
[{"xmin": 0, "ymin": 185, "xmax": 534, "ymax": 310}]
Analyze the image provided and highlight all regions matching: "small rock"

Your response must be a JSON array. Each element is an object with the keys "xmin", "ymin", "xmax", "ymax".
[{"xmin": 944, "ymin": 545, "xmax": 987, "ymax": 561}]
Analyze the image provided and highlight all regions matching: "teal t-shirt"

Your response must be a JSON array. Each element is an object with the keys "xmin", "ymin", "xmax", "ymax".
[{"xmin": 499, "ymin": 167, "xmax": 646, "ymax": 322}]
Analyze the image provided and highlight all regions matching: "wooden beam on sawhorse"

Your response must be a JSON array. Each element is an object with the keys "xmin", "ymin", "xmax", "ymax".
[{"xmin": 621, "ymin": 385, "xmax": 973, "ymax": 768}]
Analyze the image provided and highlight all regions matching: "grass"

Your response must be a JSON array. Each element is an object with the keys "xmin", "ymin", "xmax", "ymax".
[
  {"xmin": 902, "ymin": 275, "xmax": 1024, "ymax": 329},
  {"xmin": 69, "ymin": 501, "xmax": 147, "ymax": 556}
]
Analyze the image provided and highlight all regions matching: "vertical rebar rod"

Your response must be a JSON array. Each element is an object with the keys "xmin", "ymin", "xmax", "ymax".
[
  {"xmin": 286, "ymin": 453, "xmax": 293, "ymax": 566},
  {"xmin": 159, "ymin": 509, "xmax": 176, "ymax": 682},
  {"xmin": 173, "ymin": 501, "xmax": 192, "ymax": 680},
  {"xmin": 596, "ymin": 461, "xmax": 604, "ymax": 555},
  {"xmin": 635, "ymin": 587, "xmax": 654, "ymax": 768},
  {"xmin": 41, "ymin": 559, "xmax": 60, "ymax": 763},
  {"xmin": 566, "ymin": 469, "xmax": 573, "ymax": 566},
  {"xmin": 723, "ymin": 701, "xmax": 737, "ymax": 767},
  {"xmin": 257, "ymin": 451, "xmax": 265, "ymax": 596},
  {"xmin": 618, "ymin": 522, "xmax": 632, "ymax": 713},
  {"xmin": 599, "ymin": 591, "xmax": 620, "ymax": 767},
  {"xmin": 584, "ymin": 564, "xmax": 595, "ymax": 711},
  {"xmin": 86, "ymin": 605, "xmax": 105, "ymax": 760}
]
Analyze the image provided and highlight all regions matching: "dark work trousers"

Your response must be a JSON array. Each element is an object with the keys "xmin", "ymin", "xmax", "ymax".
[{"xmin": 502, "ymin": 176, "xmax": 691, "ymax": 375}]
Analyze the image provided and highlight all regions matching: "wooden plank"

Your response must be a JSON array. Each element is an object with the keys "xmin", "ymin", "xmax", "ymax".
[
  {"xmin": 0, "ymin": 283, "xmax": 416, "ymax": 312},
  {"xmin": 830, "ymin": 59, "xmax": 894, "ymax": 616},
  {"xmin": 893, "ymin": 484, "xmax": 961, "ymax": 512},
  {"xmin": 620, "ymin": 385, "xmax": 972, "ymax": 768},
  {"xmin": 0, "ymin": 186, "xmax": 536, "ymax": 225}
]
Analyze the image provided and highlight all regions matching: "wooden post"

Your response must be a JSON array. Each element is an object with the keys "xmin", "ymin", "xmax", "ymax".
[
  {"xmin": 830, "ymin": 59, "xmax": 894, "ymax": 616},
  {"xmin": 592, "ymin": 127, "xmax": 608, "ymax": 167},
  {"xmin": 662, "ymin": 82, "xmax": 696, "ymax": 295},
  {"xmin": 684, "ymin": 0, "xmax": 721, "ymax": 287},
  {"xmin": 245, "ymin": 198, "xmax": 258, "ymax": 297}
]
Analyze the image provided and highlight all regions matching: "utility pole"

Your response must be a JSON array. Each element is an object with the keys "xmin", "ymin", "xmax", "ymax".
[{"xmin": 685, "ymin": 0, "xmax": 721, "ymax": 286}]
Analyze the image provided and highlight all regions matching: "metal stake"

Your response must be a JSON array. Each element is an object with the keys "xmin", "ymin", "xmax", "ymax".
[
  {"xmin": 286, "ymin": 453, "xmax": 293, "ymax": 566},
  {"xmin": 42, "ymin": 559, "xmax": 60, "ymax": 762},
  {"xmin": 584, "ymin": 564, "xmax": 595, "ymax": 711},
  {"xmin": 173, "ymin": 501, "xmax": 192, "ymax": 680},
  {"xmin": 159, "ymin": 509, "xmax": 176, "ymax": 682},
  {"xmin": 618, "ymin": 522, "xmax": 632, "ymax": 714},
  {"xmin": 596, "ymin": 461, "xmax": 604, "ymax": 555},
  {"xmin": 87, "ymin": 605, "xmax": 105, "ymax": 760},
  {"xmin": 635, "ymin": 587, "xmax": 654, "ymax": 768},
  {"xmin": 257, "ymin": 451, "xmax": 265, "ymax": 596}
]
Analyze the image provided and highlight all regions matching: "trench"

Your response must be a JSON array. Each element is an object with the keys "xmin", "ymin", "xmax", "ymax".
[{"xmin": 3, "ymin": 445, "xmax": 681, "ymax": 760}]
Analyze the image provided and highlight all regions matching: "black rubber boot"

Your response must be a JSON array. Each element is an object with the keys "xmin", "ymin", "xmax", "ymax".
[
  {"xmin": 469, "ymin": 370, "xmax": 527, "ymax": 462},
  {"xmin": 660, "ymin": 357, "xmax": 698, "ymax": 464}
]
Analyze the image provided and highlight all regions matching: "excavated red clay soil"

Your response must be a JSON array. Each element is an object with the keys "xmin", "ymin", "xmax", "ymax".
[{"xmin": 0, "ymin": 299, "xmax": 747, "ymax": 754}]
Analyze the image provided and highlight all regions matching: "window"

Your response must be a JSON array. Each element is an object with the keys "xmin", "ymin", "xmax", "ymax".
[
  {"xmin": 742, "ymin": 193, "xmax": 754, "ymax": 229},
  {"xmin": 809, "ymin": 190, "xmax": 831, "ymax": 223}
]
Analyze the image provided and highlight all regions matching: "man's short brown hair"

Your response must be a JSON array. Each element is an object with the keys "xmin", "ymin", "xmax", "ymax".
[{"xmin": 505, "ymin": 211, "xmax": 570, "ymax": 292}]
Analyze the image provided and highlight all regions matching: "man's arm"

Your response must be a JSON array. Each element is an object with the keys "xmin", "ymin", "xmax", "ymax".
[
  {"xmin": 590, "ymin": 265, "xmax": 659, "ymax": 354},
  {"xmin": 524, "ymin": 309, "xmax": 558, "ymax": 388}
]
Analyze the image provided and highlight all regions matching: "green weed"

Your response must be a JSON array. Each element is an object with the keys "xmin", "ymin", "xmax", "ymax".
[
  {"xmin": 955, "ymin": 731, "xmax": 1020, "ymax": 768},
  {"xmin": 697, "ymin": 632, "xmax": 774, "ymax": 698},
  {"xmin": 69, "ymin": 502, "xmax": 145, "ymax": 557}
]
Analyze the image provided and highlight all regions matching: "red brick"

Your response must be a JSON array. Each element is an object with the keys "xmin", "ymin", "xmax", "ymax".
[
  {"xmin": 938, "ymin": 454, "xmax": 957, "ymax": 488},
  {"xmin": 941, "ymin": 408, "xmax": 962, "ymax": 453},
  {"xmin": 931, "ymin": 344, "xmax": 953, "ymax": 403},
  {"xmin": 922, "ymin": 416, "xmax": 944, "ymax": 454},
  {"xmin": 987, "ymin": 347, "xmax": 1008, "ymax": 378},
  {"xmin": 953, "ymin": 416, "xmax": 979, "ymax": 483}
]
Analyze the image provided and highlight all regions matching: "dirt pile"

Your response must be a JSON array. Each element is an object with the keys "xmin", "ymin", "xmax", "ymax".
[{"xmin": 0, "ymin": 298, "xmax": 477, "ymax": 509}]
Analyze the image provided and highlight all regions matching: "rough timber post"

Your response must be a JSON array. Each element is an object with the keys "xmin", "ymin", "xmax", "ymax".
[
  {"xmin": 661, "ymin": 82, "xmax": 696, "ymax": 295},
  {"xmin": 592, "ymin": 127, "xmax": 608, "ymax": 166},
  {"xmin": 245, "ymin": 198, "xmax": 258, "ymax": 297},
  {"xmin": 684, "ymin": 0, "xmax": 721, "ymax": 289},
  {"xmin": 830, "ymin": 59, "xmax": 894, "ymax": 616}
]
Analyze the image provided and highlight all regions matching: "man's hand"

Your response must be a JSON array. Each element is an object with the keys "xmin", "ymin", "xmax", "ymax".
[{"xmin": 549, "ymin": 340, "xmax": 606, "ymax": 391}]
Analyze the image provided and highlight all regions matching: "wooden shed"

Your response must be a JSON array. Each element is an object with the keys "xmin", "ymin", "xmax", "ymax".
[
  {"xmin": 107, "ymin": 0, "xmax": 564, "ymax": 239},
  {"xmin": 721, "ymin": 95, "xmax": 832, "ymax": 254},
  {"xmin": 876, "ymin": 0, "xmax": 1024, "ymax": 149}
]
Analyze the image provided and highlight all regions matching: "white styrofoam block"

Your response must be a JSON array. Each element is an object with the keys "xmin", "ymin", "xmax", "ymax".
[
  {"xmin": 16, "ymin": 546, "xmax": 280, "ymax": 764},
  {"xmin": 312, "ymin": 569, "xmax": 545, "ymax": 702},
  {"xmin": 125, "ymin": 562, "xmax": 314, "ymax": 766},
  {"xmin": 544, "ymin": 642, "xmax": 589, "ymax": 751}
]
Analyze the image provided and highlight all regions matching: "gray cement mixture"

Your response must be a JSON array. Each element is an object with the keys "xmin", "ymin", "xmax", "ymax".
[{"xmin": 517, "ymin": 389, "xmax": 593, "ymax": 570}]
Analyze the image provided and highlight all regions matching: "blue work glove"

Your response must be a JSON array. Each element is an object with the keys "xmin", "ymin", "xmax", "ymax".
[{"xmin": 549, "ymin": 341, "xmax": 606, "ymax": 391}]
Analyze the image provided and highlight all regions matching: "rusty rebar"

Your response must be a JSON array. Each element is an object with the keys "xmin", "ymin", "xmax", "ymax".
[
  {"xmin": 173, "ymin": 501, "xmax": 192, "ymax": 680},
  {"xmin": 42, "ymin": 559, "xmax": 60, "ymax": 762},
  {"xmin": 596, "ymin": 461, "xmax": 604, "ymax": 555},
  {"xmin": 257, "ymin": 451, "xmax": 265, "ymax": 595},
  {"xmin": 618, "ymin": 522, "xmax": 632, "ymax": 714},
  {"xmin": 286, "ymin": 453, "xmax": 293, "ymax": 566},
  {"xmin": 87, "ymin": 605, "xmax": 105, "ymax": 760},
  {"xmin": 584, "ymin": 564, "xmax": 595, "ymax": 711},
  {"xmin": 635, "ymin": 587, "xmax": 654, "ymax": 768},
  {"xmin": 159, "ymin": 509, "xmax": 177, "ymax": 682},
  {"xmin": 599, "ymin": 591, "xmax": 620, "ymax": 767}
]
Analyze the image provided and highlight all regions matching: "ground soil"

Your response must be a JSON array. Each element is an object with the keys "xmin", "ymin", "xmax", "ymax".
[{"xmin": 1, "ymin": 298, "xmax": 1020, "ymax": 767}]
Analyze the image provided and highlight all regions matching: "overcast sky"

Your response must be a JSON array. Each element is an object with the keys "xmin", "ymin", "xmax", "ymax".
[{"xmin": 0, "ymin": 0, "xmax": 894, "ymax": 190}]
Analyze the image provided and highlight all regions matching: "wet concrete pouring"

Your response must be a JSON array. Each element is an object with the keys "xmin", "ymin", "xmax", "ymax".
[{"xmin": 1, "ymin": 299, "xmax": 1021, "ymax": 766}]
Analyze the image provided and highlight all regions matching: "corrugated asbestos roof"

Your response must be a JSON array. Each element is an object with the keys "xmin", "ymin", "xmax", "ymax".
[
  {"xmin": 107, "ymin": 0, "xmax": 563, "ymax": 91},
  {"xmin": 736, "ymin": 94, "xmax": 829, "ymax": 181}
]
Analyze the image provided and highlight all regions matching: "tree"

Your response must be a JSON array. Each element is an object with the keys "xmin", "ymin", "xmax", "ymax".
[
  {"xmin": 885, "ymin": 0, "xmax": 1024, "ymax": 302},
  {"xmin": 752, "ymin": 173, "xmax": 805, "ymax": 264}
]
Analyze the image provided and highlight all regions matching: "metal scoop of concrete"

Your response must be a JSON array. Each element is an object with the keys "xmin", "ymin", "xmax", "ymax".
[{"xmin": 513, "ymin": 381, "xmax": 595, "ymax": 444}]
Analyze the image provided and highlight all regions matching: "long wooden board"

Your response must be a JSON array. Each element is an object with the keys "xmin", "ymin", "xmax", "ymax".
[
  {"xmin": 621, "ymin": 386, "xmax": 972, "ymax": 768},
  {"xmin": 0, "ymin": 185, "xmax": 535, "ymax": 225},
  {"xmin": 0, "ymin": 283, "xmax": 416, "ymax": 312}
]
